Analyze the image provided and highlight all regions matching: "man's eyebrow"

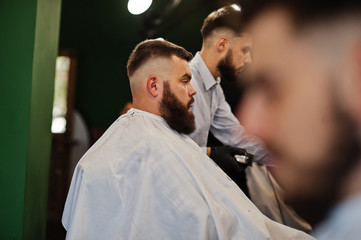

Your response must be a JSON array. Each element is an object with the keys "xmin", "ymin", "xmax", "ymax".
[
  {"xmin": 251, "ymin": 73, "xmax": 276, "ymax": 89},
  {"xmin": 180, "ymin": 73, "xmax": 192, "ymax": 80},
  {"xmin": 242, "ymin": 72, "xmax": 265, "ymax": 88}
]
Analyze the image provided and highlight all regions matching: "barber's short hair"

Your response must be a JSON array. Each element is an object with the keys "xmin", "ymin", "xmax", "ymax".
[
  {"xmin": 241, "ymin": 0, "xmax": 361, "ymax": 26},
  {"xmin": 127, "ymin": 39, "xmax": 193, "ymax": 77},
  {"xmin": 201, "ymin": 5, "xmax": 245, "ymax": 40}
]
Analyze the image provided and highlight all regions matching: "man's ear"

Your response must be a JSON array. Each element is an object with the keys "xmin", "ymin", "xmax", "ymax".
[
  {"xmin": 353, "ymin": 40, "xmax": 361, "ymax": 116},
  {"xmin": 147, "ymin": 75, "xmax": 159, "ymax": 97},
  {"xmin": 344, "ymin": 38, "xmax": 361, "ymax": 123},
  {"xmin": 356, "ymin": 40, "xmax": 361, "ymax": 83},
  {"xmin": 216, "ymin": 37, "xmax": 228, "ymax": 53}
]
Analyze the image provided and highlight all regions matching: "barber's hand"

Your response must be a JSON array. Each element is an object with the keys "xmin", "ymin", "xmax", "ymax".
[
  {"xmin": 210, "ymin": 146, "xmax": 253, "ymax": 169},
  {"xmin": 209, "ymin": 146, "xmax": 253, "ymax": 196}
]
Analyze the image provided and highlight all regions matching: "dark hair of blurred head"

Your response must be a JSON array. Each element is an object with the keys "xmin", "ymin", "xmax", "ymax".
[
  {"xmin": 240, "ymin": 0, "xmax": 361, "ymax": 25},
  {"xmin": 127, "ymin": 39, "xmax": 193, "ymax": 77},
  {"xmin": 201, "ymin": 5, "xmax": 246, "ymax": 40}
]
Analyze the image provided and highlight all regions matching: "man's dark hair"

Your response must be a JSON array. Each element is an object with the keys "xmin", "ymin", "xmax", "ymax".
[
  {"xmin": 201, "ymin": 5, "xmax": 245, "ymax": 40},
  {"xmin": 127, "ymin": 39, "xmax": 193, "ymax": 77},
  {"xmin": 240, "ymin": 0, "xmax": 361, "ymax": 26}
]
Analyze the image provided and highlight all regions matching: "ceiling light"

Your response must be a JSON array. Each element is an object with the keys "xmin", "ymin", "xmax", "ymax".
[
  {"xmin": 231, "ymin": 4, "xmax": 241, "ymax": 12},
  {"xmin": 128, "ymin": 0, "xmax": 153, "ymax": 15}
]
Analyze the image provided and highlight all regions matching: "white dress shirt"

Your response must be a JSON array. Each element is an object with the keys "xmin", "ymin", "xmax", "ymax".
[
  {"xmin": 188, "ymin": 52, "xmax": 268, "ymax": 163},
  {"xmin": 62, "ymin": 108, "xmax": 313, "ymax": 240},
  {"xmin": 313, "ymin": 192, "xmax": 361, "ymax": 239}
]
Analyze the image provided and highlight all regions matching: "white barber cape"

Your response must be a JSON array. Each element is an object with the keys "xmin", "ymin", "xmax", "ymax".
[{"xmin": 62, "ymin": 108, "xmax": 313, "ymax": 240}]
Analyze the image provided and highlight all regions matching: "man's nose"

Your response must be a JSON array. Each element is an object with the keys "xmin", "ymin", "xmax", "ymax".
[
  {"xmin": 188, "ymin": 83, "xmax": 197, "ymax": 96},
  {"xmin": 244, "ymin": 53, "xmax": 252, "ymax": 65},
  {"xmin": 238, "ymin": 94, "xmax": 269, "ymax": 143}
]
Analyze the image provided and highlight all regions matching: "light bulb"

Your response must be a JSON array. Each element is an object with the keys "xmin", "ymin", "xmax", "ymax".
[
  {"xmin": 128, "ymin": 0, "xmax": 153, "ymax": 15},
  {"xmin": 231, "ymin": 4, "xmax": 241, "ymax": 12}
]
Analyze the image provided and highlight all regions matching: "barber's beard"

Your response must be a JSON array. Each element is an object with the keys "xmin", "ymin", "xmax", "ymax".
[
  {"xmin": 217, "ymin": 50, "xmax": 238, "ymax": 82},
  {"xmin": 159, "ymin": 82, "xmax": 195, "ymax": 134},
  {"xmin": 285, "ymin": 100, "xmax": 361, "ymax": 227}
]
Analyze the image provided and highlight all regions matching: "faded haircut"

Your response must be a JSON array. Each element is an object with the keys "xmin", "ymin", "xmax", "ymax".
[
  {"xmin": 127, "ymin": 39, "xmax": 193, "ymax": 77},
  {"xmin": 201, "ymin": 5, "xmax": 245, "ymax": 40}
]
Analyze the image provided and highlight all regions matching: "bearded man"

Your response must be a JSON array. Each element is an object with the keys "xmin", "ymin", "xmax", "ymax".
[
  {"xmin": 61, "ymin": 39, "xmax": 313, "ymax": 240},
  {"xmin": 188, "ymin": 5, "xmax": 311, "ymax": 232},
  {"xmin": 238, "ymin": 0, "xmax": 361, "ymax": 238}
]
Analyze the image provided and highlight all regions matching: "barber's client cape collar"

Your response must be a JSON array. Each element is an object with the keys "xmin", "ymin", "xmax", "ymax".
[
  {"xmin": 128, "ymin": 108, "xmax": 166, "ymax": 123},
  {"xmin": 127, "ymin": 108, "xmax": 188, "ymax": 136}
]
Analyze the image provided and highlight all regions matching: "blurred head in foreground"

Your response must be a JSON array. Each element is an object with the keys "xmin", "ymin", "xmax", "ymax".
[{"xmin": 239, "ymin": 0, "xmax": 361, "ymax": 226}]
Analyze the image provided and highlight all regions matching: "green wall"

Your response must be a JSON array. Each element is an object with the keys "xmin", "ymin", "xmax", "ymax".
[
  {"xmin": 0, "ymin": 0, "xmax": 61, "ymax": 239},
  {"xmin": 59, "ymin": 0, "xmax": 214, "ymax": 130},
  {"xmin": 59, "ymin": 0, "xmax": 142, "ymax": 128}
]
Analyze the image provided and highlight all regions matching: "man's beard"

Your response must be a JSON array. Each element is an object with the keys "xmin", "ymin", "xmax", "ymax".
[
  {"xmin": 217, "ymin": 50, "xmax": 238, "ymax": 82},
  {"xmin": 159, "ymin": 82, "xmax": 195, "ymax": 134},
  {"xmin": 283, "ymin": 100, "xmax": 361, "ymax": 227}
]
